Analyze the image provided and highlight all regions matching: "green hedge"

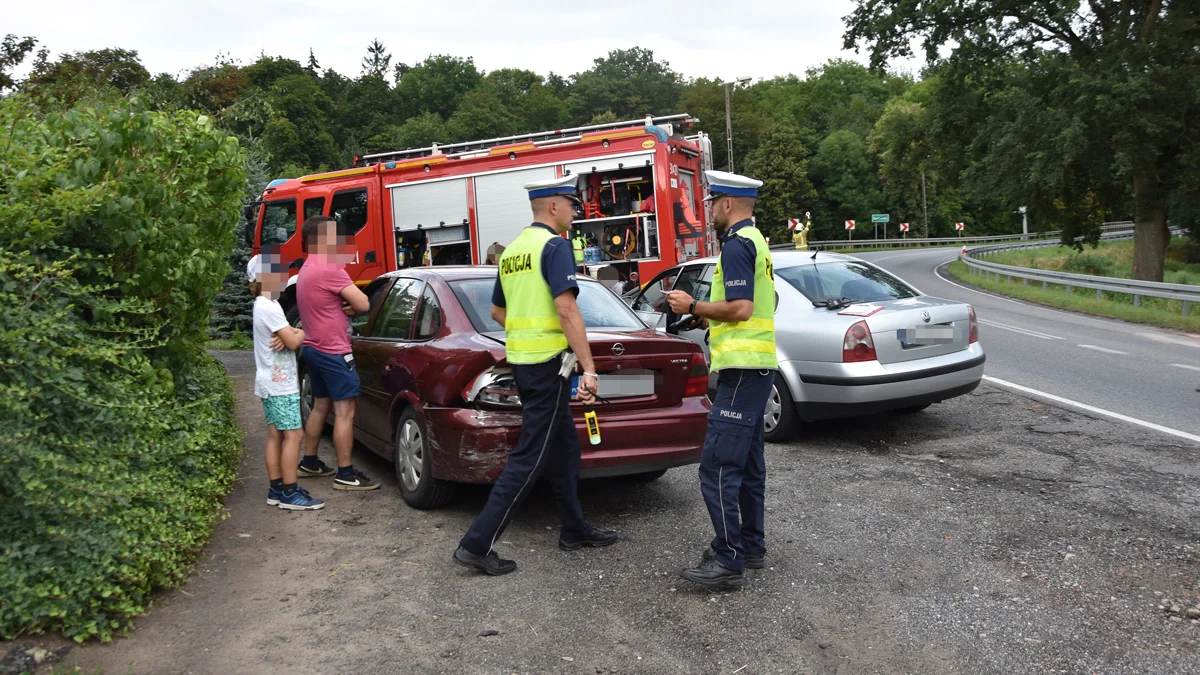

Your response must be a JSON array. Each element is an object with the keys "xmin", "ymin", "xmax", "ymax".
[{"xmin": 0, "ymin": 96, "xmax": 246, "ymax": 641}]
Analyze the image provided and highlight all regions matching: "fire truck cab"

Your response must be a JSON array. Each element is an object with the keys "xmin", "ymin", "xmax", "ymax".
[{"xmin": 245, "ymin": 114, "xmax": 715, "ymax": 320}]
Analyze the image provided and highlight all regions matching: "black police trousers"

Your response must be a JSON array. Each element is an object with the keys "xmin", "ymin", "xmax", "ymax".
[
  {"xmin": 699, "ymin": 368, "xmax": 774, "ymax": 572},
  {"xmin": 459, "ymin": 354, "xmax": 590, "ymax": 556}
]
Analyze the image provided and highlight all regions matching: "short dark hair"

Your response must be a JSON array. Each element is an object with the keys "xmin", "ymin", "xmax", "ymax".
[{"xmin": 302, "ymin": 215, "xmax": 336, "ymax": 253}]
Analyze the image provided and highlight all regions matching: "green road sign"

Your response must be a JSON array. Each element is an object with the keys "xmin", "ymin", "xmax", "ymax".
[{"xmin": 871, "ymin": 213, "xmax": 889, "ymax": 223}]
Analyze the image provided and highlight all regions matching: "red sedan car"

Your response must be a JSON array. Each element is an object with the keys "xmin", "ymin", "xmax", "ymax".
[{"xmin": 300, "ymin": 267, "xmax": 711, "ymax": 509}]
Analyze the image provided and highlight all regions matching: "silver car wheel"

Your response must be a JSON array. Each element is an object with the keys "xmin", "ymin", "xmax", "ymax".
[
  {"xmin": 396, "ymin": 418, "xmax": 424, "ymax": 493},
  {"xmin": 764, "ymin": 384, "xmax": 783, "ymax": 434}
]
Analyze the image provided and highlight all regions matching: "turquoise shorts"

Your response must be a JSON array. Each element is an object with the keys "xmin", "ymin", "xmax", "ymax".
[{"xmin": 262, "ymin": 393, "xmax": 302, "ymax": 431}]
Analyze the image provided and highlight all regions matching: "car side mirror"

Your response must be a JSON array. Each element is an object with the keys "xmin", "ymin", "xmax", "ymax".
[{"xmin": 636, "ymin": 310, "xmax": 667, "ymax": 332}]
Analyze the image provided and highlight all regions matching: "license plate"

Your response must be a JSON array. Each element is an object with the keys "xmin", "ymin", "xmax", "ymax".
[
  {"xmin": 572, "ymin": 370, "xmax": 655, "ymax": 398},
  {"xmin": 898, "ymin": 326, "xmax": 956, "ymax": 347}
]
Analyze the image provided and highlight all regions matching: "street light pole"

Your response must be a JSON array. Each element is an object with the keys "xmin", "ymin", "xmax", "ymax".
[
  {"xmin": 723, "ymin": 77, "xmax": 751, "ymax": 173},
  {"xmin": 724, "ymin": 82, "xmax": 734, "ymax": 172}
]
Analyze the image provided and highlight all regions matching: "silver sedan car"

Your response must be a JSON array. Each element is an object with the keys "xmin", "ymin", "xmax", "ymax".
[{"xmin": 627, "ymin": 251, "xmax": 985, "ymax": 442}]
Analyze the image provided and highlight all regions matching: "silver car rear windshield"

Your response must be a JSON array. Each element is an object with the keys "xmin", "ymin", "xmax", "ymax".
[
  {"xmin": 450, "ymin": 278, "xmax": 645, "ymax": 333},
  {"xmin": 776, "ymin": 261, "xmax": 918, "ymax": 304}
]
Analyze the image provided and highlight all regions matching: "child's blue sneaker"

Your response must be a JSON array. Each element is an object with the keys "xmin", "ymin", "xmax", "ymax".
[
  {"xmin": 277, "ymin": 487, "xmax": 325, "ymax": 511},
  {"xmin": 267, "ymin": 487, "xmax": 283, "ymax": 506}
]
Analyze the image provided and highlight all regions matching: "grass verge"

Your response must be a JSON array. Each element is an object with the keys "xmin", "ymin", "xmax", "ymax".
[
  {"xmin": 946, "ymin": 260, "xmax": 1200, "ymax": 333},
  {"xmin": 207, "ymin": 329, "xmax": 253, "ymax": 351},
  {"xmin": 984, "ymin": 236, "xmax": 1200, "ymax": 285}
]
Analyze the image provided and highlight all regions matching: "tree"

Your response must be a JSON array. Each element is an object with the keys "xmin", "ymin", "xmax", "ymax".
[
  {"xmin": 332, "ymin": 74, "xmax": 402, "ymax": 160},
  {"xmin": 243, "ymin": 55, "xmax": 307, "ymax": 90},
  {"xmin": 844, "ymin": 0, "xmax": 1200, "ymax": 281},
  {"xmin": 396, "ymin": 54, "xmax": 483, "ymax": 120},
  {"xmin": 809, "ymin": 130, "xmax": 887, "ymax": 239},
  {"xmin": 364, "ymin": 111, "xmax": 446, "ymax": 154},
  {"xmin": 519, "ymin": 84, "xmax": 569, "ymax": 132},
  {"xmin": 180, "ymin": 57, "xmax": 248, "ymax": 114},
  {"xmin": 445, "ymin": 87, "xmax": 518, "ymax": 142},
  {"xmin": 361, "ymin": 39, "xmax": 391, "ymax": 80},
  {"xmin": 0, "ymin": 34, "xmax": 37, "ymax": 90},
  {"xmin": 26, "ymin": 47, "xmax": 151, "ymax": 104},
  {"xmin": 741, "ymin": 124, "xmax": 818, "ymax": 243},
  {"xmin": 567, "ymin": 47, "xmax": 681, "ymax": 124},
  {"xmin": 261, "ymin": 74, "xmax": 338, "ymax": 172},
  {"xmin": 306, "ymin": 48, "xmax": 320, "ymax": 75},
  {"xmin": 677, "ymin": 77, "xmax": 771, "ymax": 172}
]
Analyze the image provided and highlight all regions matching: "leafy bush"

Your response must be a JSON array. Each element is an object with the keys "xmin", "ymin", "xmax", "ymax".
[
  {"xmin": 0, "ymin": 95, "xmax": 246, "ymax": 641},
  {"xmin": 1063, "ymin": 253, "xmax": 1116, "ymax": 277}
]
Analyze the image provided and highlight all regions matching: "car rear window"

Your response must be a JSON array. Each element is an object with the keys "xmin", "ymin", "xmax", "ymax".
[
  {"xmin": 450, "ymin": 278, "xmax": 645, "ymax": 333},
  {"xmin": 776, "ymin": 261, "xmax": 918, "ymax": 304}
]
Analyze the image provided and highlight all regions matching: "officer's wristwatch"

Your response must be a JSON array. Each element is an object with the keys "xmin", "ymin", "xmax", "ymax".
[{"xmin": 689, "ymin": 300, "xmax": 697, "ymax": 315}]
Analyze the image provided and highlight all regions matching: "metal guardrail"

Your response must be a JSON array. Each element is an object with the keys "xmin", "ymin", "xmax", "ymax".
[
  {"xmin": 960, "ymin": 227, "xmax": 1198, "ymax": 316},
  {"xmin": 769, "ymin": 221, "xmax": 1135, "ymax": 251}
]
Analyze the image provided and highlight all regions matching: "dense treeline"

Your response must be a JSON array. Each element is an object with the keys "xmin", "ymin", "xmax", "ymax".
[{"xmin": 3, "ymin": 0, "xmax": 1196, "ymax": 280}]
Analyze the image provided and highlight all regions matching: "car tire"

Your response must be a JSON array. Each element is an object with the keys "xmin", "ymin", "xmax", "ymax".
[
  {"xmin": 764, "ymin": 374, "xmax": 800, "ymax": 443},
  {"xmin": 297, "ymin": 366, "xmax": 327, "ymax": 432},
  {"xmin": 896, "ymin": 403, "xmax": 932, "ymax": 414},
  {"xmin": 394, "ymin": 407, "xmax": 454, "ymax": 509},
  {"xmin": 626, "ymin": 468, "xmax": 669, "ymax": 482}
]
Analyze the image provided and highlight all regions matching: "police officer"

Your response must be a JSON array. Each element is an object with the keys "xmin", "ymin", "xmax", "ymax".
[
  {"xmin": 668, "ymin": 170, "xmax": 777, "ymax": 589},
  {"xmin": 572, "ymin": 230, "xmax": 587, "ymax": 273},
  {"xmin": 454, "ymin": 174, "xmax": 618, "ymax": 576}
]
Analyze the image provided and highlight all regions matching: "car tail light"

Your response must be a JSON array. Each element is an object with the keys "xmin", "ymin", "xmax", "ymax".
[
  {"xmin": 842, "ymin": 320, "xmax": 877, "ymax": 363},
  {"xmin": 968, "ymin": 306, "xmax": 979, "ymax": 344},
  {"xmin": 462, "ymin": 367, "xmax": 521, "ymax": 407},
  {"xmin": 683, "ymin": 351, "xmax": 709, "ymax": 397}
]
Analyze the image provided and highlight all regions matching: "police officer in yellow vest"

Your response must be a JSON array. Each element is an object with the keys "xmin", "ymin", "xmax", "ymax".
[
  {"xmin": 454, "ymin": 174, "xmax": 618, "ymax": 576},
  {"xmin": 572, "ymin": 231, "xmax": 586, "ymax": 273},
  {"xmin": 668, "ymin": 170, "xmax": 777, "ymax": 589}
]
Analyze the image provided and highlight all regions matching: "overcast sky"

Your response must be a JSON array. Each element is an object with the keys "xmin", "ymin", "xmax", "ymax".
[{"xmin": 8, "ymin": 0, "xmax": 905, "ymax": 83}]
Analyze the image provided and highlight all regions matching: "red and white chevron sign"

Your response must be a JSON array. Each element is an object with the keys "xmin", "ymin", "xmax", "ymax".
[
  {"xmin": 900, "ymin": 222, "xmax": 909, "ymax": 232},
  {"xmin": 955, "ymin": 222, "xmax": 965, "ymax": 231},
  {"xmin": 788, "ymin": 218, "xmax": 801, "ymax": 231},
  {"xmin": 845, "ymin": 220, "xmax": 855, "ymax": 231}
]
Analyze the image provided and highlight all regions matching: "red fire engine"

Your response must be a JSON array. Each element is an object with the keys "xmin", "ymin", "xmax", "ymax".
[{"xmin": 245, "ymin": 114, "xmax": 714, "ymax": 318}]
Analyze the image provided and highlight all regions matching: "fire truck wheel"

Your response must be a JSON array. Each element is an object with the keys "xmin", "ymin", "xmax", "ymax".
[{"xmin": 394, "ymin": 407, "xmax": 454, "ymax": 509}]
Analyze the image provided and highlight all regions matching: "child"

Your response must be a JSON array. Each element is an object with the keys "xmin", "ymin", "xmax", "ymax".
[{"xmin": 249, "ymin": 252, "xmax": 325, "ymax": 511}]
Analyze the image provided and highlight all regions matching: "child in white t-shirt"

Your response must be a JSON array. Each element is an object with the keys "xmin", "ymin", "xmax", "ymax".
[{"xmin": 249, "ymin": 252, "xmax": 324, "ymax": 511}]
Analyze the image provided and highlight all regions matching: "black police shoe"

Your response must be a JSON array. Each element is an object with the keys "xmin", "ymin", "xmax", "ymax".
[
  {"xmin": 559, "ymin": 528, "xmax": 619, "ymax": 551},
  {"xmin": 453, "ymin": 547, "xmax": 517, "ymax": 576},
  {"xmin": 681, "ymin": 550, "xmax": 746, "ymax": 589}
]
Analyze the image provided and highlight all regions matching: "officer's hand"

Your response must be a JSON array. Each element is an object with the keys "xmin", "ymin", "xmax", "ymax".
[
  {"xmin": 578, "ymin": 374, "xmax": 597, "ymax": 405},
  {"xmin": 667, "ymin": 290, "xmax": 695, "ymax": 315}
]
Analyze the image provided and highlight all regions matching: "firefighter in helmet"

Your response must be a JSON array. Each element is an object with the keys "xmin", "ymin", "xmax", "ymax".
[
  {"xmin": 454, "ymin": 174, "xmax": 617, "ymax": 576},
  {"xmin": 668, "ymin": 170, "xmax": 777, "ymax": 589}
]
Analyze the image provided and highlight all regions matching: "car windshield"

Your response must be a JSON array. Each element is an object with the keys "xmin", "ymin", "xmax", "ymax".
[
  {"xmin": 450, "ymin": 277, "xmax": 646, "ymax": 333},
  {"xmin": 776, "ymin": 261, "xmax": 918, "ymax": 304}
]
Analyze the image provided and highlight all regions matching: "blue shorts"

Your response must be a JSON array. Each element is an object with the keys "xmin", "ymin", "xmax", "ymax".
[{"xmin": 301, "ymin": 346, "xmax": 360, "ymax": 402}]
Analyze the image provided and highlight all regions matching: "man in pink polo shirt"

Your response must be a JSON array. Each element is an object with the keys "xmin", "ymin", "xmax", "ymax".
[{"xmin": 295, "ymin": 216, "xmax": 378, "ymax": 491}]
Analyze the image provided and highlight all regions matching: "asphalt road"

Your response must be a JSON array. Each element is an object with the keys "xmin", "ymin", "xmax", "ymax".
[
  {"xmin": 13, "ymin": 351, "xmax": 1195, "ymax": 675},
  {"xmin": 853, "ymin": 246, "xmax": 1200, "ymax": 441}
]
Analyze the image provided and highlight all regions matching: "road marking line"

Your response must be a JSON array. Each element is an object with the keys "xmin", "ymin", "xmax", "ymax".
[
  {"xmin": 932, "ymin": 264, "xmax": 1026, "ymax": 306},
  {"xmin": 982, "ymin": 375, "xmax": 1200, "ymax": 445},
  {"xmin": 977, "ymin": 318, "xmax": 1064, "ymax": 341},
  {"xmin": 1078, "ymin": 344, "xmax": 1128, "ymax": 355},
  {"xmin": 1170, "ymin": 363, "xmax": 1200, "ymax": 372}
]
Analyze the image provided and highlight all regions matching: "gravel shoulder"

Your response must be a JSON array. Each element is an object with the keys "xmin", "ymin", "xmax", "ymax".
[{"xmin": 6, "ymin": 350, "xmax": 1200, "ymax": 674}]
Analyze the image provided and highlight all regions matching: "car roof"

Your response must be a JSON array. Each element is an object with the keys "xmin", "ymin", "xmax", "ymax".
[
  {"xmin": 685, "ymin": 250, "xmax": 863, "ymax": 267},
  {"xmin": 377, "ymin": 266, "xmax": 605, "ymax": 282}
]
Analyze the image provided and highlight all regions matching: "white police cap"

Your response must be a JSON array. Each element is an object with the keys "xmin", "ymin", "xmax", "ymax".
[
  {"xmin": 704, "ymin": 170, "xmax": 763, "ymax": 201},
  {"xmin": 524, "ymin": 174, "xmax": 581, "ymax": 203}
]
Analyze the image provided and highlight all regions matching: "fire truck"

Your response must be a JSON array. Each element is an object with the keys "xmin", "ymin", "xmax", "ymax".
[{"xmin": 244, "ymin": 114, "xmax": 715, "ymax": 319}]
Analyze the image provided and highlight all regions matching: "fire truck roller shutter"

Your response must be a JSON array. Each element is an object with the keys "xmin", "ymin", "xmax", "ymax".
[
  {"xmin": 473, "ymin": 166, "xmax": 557, "ymax": 263},
  {"xmin": 562, "ymin": 153, "xmax": 653, "ymax": 178},
  {"xmin": 389, "ymin": 178, "xmax": 470, "ymax": 232}
]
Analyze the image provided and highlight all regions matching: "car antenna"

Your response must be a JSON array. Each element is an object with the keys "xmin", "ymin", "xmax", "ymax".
[{"xmin": 810, "ymin": 246, "xmax": 820, "ymax": 260}]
